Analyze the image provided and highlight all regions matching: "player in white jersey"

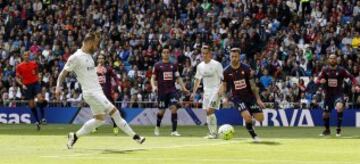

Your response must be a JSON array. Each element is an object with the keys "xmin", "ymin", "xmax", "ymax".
[
  {"xmin": 190, "ymin": 45, "xmax": 224, "ymax": 139},
  {"xmin": 55, "ymin": 32, "xmax": 145, "ymax": 149}
]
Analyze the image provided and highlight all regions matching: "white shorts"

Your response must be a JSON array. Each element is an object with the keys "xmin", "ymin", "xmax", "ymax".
[
  {"xmin": 202, "ymin": 90, "xmax": 221, "ymax": 110},
  {"xmin": 83, "ymin": 92, "xmax": 115, "ymax": 115}
]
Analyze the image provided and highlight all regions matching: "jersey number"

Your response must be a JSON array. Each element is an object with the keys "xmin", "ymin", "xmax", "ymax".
[
  {"xmin": 163, "ymin": 72, "xmax": 173, "ymax": 81},
  {"xmin": 328, "ymin": 79, "xmax": 338, "ymax": 87},
  {"xmin": 234, "ymin": 80, "xmax": 247, "ymax": 90}
]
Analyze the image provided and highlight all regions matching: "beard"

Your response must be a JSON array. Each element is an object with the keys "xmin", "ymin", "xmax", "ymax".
[
  {"xmin": 231, "ymin": 60, "xmax": 239, "ymax": 66},
  {"xmin": 88, "ymin": 47, "xmax": 97, "ymax": 54},
  {"xmin": 330, "ymin": 62, "xmax": 337, "ymax": 67}
]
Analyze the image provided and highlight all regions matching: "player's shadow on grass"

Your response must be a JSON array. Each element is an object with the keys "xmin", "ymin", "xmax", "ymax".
[
  {"xmin": 250, "ymin": 141, "xmax": 281, "ymax": 145},
  {"xmin": 101, "ymin": 148, "xmax": 147, "ymax": 154}
]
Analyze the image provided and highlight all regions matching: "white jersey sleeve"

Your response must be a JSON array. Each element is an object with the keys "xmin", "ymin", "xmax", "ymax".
[
  {"xmin": 64, "ymin": 55, "xmax": 77, "ymax": 72},
  {"xmin": 194, "ymin": 64, "xmax": 202, "ymax": 80}
]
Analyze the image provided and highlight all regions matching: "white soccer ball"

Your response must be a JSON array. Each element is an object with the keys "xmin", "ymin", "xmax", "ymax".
[{"xmin": 218, "ymin": 124, "xmax": 235, "ymax": 140}]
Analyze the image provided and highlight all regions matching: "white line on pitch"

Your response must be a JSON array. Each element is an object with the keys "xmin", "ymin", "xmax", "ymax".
[
  {"xmin": 40, "ymin": 156, "xmax": 358, "ymax": 164},
  {"xmin": 40, "ymin": 141, "xmax": 237, "ymax": 158}
]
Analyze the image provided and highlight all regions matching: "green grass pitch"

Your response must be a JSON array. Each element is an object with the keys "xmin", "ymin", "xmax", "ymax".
[{"xmin": 0, "ymin": 124, "xmax": 360, "ymax": 164}]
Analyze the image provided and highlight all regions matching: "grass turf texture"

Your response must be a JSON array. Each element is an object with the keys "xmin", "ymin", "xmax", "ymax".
[{"xmin": 0, "ymin": 124, "xmax": 360, "ymax": 164}]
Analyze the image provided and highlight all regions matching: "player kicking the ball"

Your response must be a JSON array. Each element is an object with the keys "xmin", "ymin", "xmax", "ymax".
[
  {"xmin": 218, "ymin": 47, "xmax": 266, "ymax": 142},
  {"xmin": 190, "ymin": 45, "xmax": 223, "ymax": 139},
  {"xmin": 56, "ymin": 31, "xmax": 145, "ymax": 149},
  {"xmin": 151, "ymin": 46, "xmax": 189, "ymax": 137}
]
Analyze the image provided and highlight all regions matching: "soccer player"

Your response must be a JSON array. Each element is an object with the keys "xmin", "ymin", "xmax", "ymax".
[
  {"xmin": 95, "ymin": 54, "xmax": 121, "ymax": 135},
  {"xmin": 151, "ymin": 46, "xmax": 189, "ymax": 136},
  {"xmin": 56, "ymin": 31, "xmax": 145, "ymax": 149},
  {"xmin": 316, "ymin": 54, "xmax": 359, "ymax": 137},
  {"xmin": 16, "ymin": 51, "xmax": 47, "ymax": 130},
  {"xmin": 218, "ymin": 47, "xmax": 266, "ymax": 142},
  {"xmin": 190, "ymin": 45, "xmax": 223, "ymax": 139}
]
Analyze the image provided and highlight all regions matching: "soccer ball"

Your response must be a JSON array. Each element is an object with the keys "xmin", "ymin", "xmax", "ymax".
[{"xmin": 218, "ymin": 124, "xmax": 235, "ymax": 140}]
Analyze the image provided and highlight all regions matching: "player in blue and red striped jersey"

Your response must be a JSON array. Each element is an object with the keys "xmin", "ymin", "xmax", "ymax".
[
  {"xmin": 219, "ymin": 47, "xmax": 266, "ymax": 142},
  {"xmin": 151, "ymin": 46, "xmax": 189, "ymax": 137},
  {"xmin": 16, "ymin": 52, "xmax": 47, "ymax": 130},
  {"xmin": 316, "ymin": 54, "xmax": 360, "ymax": 137}
]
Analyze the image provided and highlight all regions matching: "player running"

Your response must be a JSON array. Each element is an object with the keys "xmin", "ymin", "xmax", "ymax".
[
  {"xmin": 95, "ymin": 54, "xmax": 121, "ymax": 135},
  {"xmin": 151, "ymin": 46, "xmax": 189, "ymax": 137},
  {"xmin": 190, "ymin": 45, "xmax": 223, "ymax": 139},
  {"xmin": 218, "ymin": 47, "xmax": 266, "ymax": 142},
  {"xmin": 16, "ymin": 51, "xmax": 47, "ymax": 130},
  {"xmin": 316, "ymin": 54, "xmax": 359, "ymax": 137},
  {"xmin": 56, "ymin": 31, "xmax": 145, "ymax": 149}
]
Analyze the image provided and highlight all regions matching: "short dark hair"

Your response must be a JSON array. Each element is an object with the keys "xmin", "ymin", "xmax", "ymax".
[
  {"xmin": 329, "ymin": 54, "xmax": 337, "ymax": 58},
  {"xmin": 230, "ymin": 47, "xmax": 241, "ymax": 53},
  {"xmin": 201, "ymin": 45, "xmax": 210, "ymax": 50},
  {"xmin": 162, "ymin": 45, "xmax": 170, "ymax": 51}
]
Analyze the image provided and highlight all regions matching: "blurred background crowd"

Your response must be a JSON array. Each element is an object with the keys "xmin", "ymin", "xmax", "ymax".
[{"xmin": 0, "ymin": 0, "xmax": 359, "ymax": 109}]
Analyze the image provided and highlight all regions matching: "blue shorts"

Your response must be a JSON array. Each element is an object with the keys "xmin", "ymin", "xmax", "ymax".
[
  {"xmin": 158, "ymin": 92, "xmax": 178, "ymax": 109},
  {"xmin": 24, "ymin": 83, "xmax": 41, "ymax": 100},
  {"xmin": 233, "ymin": 98, "xmax": 262, "ymax": 114},
  {"xmin": 324, "ymin": 95, "xmax": 344, "ymax": 112}
]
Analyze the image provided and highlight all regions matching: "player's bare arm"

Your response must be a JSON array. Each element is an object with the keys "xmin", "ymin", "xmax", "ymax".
[
  {"xmin": 15, "ymin": 75, "xmax": 27, "ymax": 90},
  {"xmin": 150, "ymin": 70, "xmax": 158, "ymax": 93},
  {"xmin": 344, "ymin": 69, "xmax": 360, "ymax": 92},
  {"xmin": 55, "ymin": 69, "xmax": 69, "ymax": 99},
  {"xmin": 249, "ymin": 78, "xmax": 265, "ymax": 109},
  {"xmin": 177, "ymin": 76, "xmax": 190, "ymax": 94},
  {"xmin": 190, "ymin": 78, "xmax": 201, "ymax": 100},
  {"xmin": 315, "ymin": 68, "xmax": 327, "ymax": 84},
  {"xmin": 218, "ymin": 81, "xmax": 226, "ymax": 97}
]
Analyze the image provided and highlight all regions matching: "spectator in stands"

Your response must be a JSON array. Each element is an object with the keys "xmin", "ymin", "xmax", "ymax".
[
  {"xmin": 260, "ymin": 69, "xmax": 273, "ymax": 90},
  {"xmin": 0, "ymin": 0, "xmax": 358, "ymax": 108}
]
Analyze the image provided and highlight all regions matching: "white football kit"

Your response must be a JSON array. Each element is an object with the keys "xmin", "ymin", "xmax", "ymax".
[
  {"xmin": 64, "ymin": 49, "xmax": 114, "ymax": 115},
  {"xmin": 195, "ymin": 59, "xmax": 223, "ymax": 110}
]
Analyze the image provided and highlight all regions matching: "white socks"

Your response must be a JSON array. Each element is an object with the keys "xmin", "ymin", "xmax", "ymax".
[
  {"xmin": 207, "ymin": 114, "xmax": 217, "ymax": 135},
  {"xmin": 75, "ymin": 111, "xmax": 136, "ymax": 138},
  {"xmin": 76, "ymin": 118, "xmax": 104, "ymax": 137},
  {"xmin": 111, "ymin": 110, "xmax": 136, "ymax": 137}
]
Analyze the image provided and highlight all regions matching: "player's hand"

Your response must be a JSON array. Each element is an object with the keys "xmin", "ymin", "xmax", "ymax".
[
  {"xmin": 217, "ymin": 90, "xmax": 224, "ymax": 98},
  {"xmin": 190, "ymin": 93, "xmax": 195, "ymax": 101},
  {"xmin": 55, "ymin": 87, "xmax": 61, "ymax": 100},
  {"xmin": 320, "ymin": 79, "xmax": 326, "ymax": 84},
  {"xmin": 182, "ymin": 88, "xmax": 190, "ymax": 95},
  {"xmin": 152, "ymin": 86, "xmax": 158, "ymax": 93},
  {"xmin": 257, "ymin": 99, "xmax": 266, "ymax": 109},
  {"xmin": 22, "ymin": 84, "xmax": 27, "ymax": 90},
  {"xmin": 352, "ymin": 85, "xmax": 360, "ymax": 93}
]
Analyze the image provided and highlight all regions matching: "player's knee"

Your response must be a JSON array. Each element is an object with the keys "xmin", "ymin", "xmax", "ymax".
[
  {"xmin": 242, "ymin": 114, "xmax": 252, "ymax": 123},
  {"xmin": 255, "ymin": 114, "xmax": 264, "ymax": 122},
  {"xmin": 109, "ymin": 108, "xmax": 118, "ymax": 116},
  {"xmin": 158, "ymin": 109, "xmax": 165, "ymax": 115},
  {"xmin": 170, "ymin": 106, "xmax": 177, "ymax": 113},
  {"xmin": 28, "ymin": 100, "xmax": 35, "ymax": 108},
  {"xmin": 36, "ymin": 94, "xmax": 43, "ymax": 100},
  {"xmin": 206, "ymin": 109, "xmax": 215, "ymax": 115},
  {"xmin": 94, "ymin": 114, "xmax": 106, "ymax": 121},
  {"xmin": 322, "ymin": 112, "xmax": 330, "ymax": 118},
  {"xmin": 335, "ymin": 103, "xmax": 344, "ymax": 112}
]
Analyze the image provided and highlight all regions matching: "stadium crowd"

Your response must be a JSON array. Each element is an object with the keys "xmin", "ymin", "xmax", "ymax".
[{"xmin": 0, "ymin": 0, "xmax": 359, "ymax": 109}]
